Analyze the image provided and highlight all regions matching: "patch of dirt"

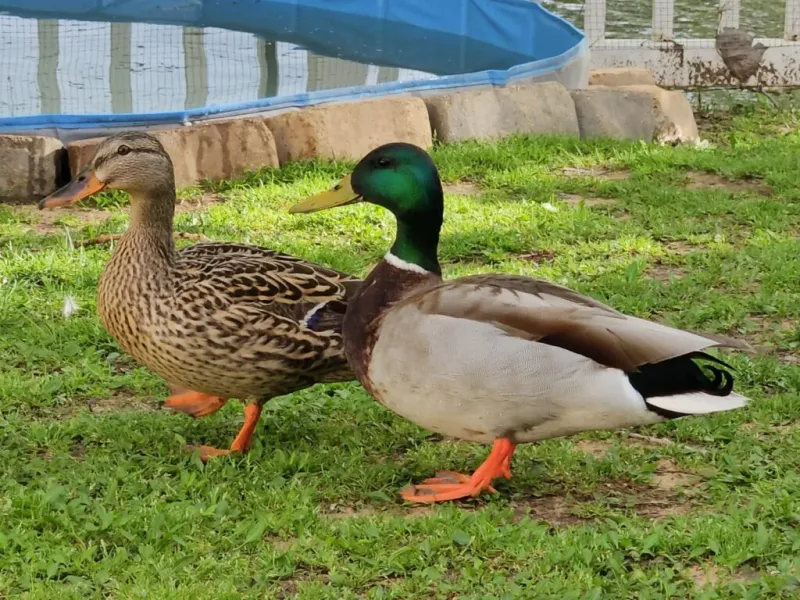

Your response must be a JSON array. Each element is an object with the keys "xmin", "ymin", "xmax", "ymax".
[
  {"xmin": 514, "ymin": 465, "xmax": 704, "ymax": 527},
  {"xmin": 559, "ymin": 167, "xmax": 631, "ymax": 180},
  {"xmin": 70, "ymin": 441, "xmax": 86, "ymax": 460},
  {"xmin": 652, "ymin": 458, "xmax": 702, "ymax": 491},
  {"xmin": 738, "ymin": 315, "xmax": 798, "ymax": 359},
  {"xmin": 646, "ymin": 261, "xmax": 687, "ymax": 282},
  {"xmin": 277, "ymin": 568, "xmax": 330, "ymax": 599},
  {"xmin": 663, "ymin": 240, "xmax": 697, "ymax": 255},
  {"xmin": 688, "ymin": 563, "xmax": 760, "ymax": 587},
  {"xmin": 174, "ymin": 191, "xmax": 226, "ymax": 215},
  {"xmin": 445, "ymin": 249, "xmax": 557, "ymax": 267},
  {"xmin": 773, "ymin": 421, "xmax": 800, "ymax": 434},
  {"xmin": 443, "ymin": 182, "xmax": 481, "ymax": 197},
  {"xmin": 7, "ymin": 191, "xmax": 225, "ymax": 237},
  {"xmin": 515, "ymin": 249, "xmax": 557, "ymax": 264},
  {"xmin": 685, "ymin": 171, "xmax": 771, "ymax": 196},
  {"xmin": 576, "ymin": 439, "xmax": 613, "ymax": 459},
  {"xmin": 594, "ymin": 479, "xmax": 696, "ymax": 519},
  {"xmin": 322, "ymin": 503, "xmax": 434, "ymax": 520},
  {"xmin": 512, "ymin": 496, "xmax": 586, "ymax": 527},
  {"xmin": 556, "ymin": 192, "xmax": 618, "ymax": 207},
  {"xmin": 618, "ymin": 432, "xmax": 709, "ymax": 455},
  {"xmin": 13, "ymin": 204, "xmax": 113, "ymax": 236},
  {"xmin": 87, "ymin": 392, "xmax": 160, "ymax": 414},
  {"xmin": 264, "ymin": 535, "xmax": 295, "ymax": 552},
  {"xmin": 745, "ymin": 315, "xmax": 796, "ymax": 332}
]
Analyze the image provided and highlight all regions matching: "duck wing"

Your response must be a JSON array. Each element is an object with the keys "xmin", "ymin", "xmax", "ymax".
[{"xmin": 404, "ymin": 273, "xmax": 749, "ymax": 373}]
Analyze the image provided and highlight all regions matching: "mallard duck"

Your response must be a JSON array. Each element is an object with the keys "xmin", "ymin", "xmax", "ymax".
[
  {"xmin": 39, "ymin": 132, "xmax": 359, "ymax": 460},
  {"xmin": 289, "ymin": 142, "xmax": 751, "ymax": 503}
]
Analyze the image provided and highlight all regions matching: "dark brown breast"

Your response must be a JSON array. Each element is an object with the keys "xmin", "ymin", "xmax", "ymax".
[{"xmin": 342, "ymin": 260, "xmax": 438, "ymax": 394}]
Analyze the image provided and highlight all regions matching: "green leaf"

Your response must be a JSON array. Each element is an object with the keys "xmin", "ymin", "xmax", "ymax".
[{"xmin": 451, "ymin": 530, "xmax": 471, "ymax": 546}]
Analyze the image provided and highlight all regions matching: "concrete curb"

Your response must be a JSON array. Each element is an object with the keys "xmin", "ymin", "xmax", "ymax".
[{"xmin": 0, "ymin": 69, "xmax": 697, "ymax": 201}]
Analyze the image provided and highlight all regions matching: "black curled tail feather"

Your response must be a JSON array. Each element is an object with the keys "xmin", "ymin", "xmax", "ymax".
[{"xmin": 628, "ymin": 351, "xmax": 736, "ymax": 406}]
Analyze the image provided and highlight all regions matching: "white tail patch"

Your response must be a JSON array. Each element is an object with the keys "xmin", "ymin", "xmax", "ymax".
[
  {"xmin": 647, "ymin": 391, "xmax": 749, "ymax": 416},
  {"xmin": 384, "ymin": 252, "xmax": 430, "ymax": 274}
]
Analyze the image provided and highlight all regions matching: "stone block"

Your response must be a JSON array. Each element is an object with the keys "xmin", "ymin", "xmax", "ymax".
[
  {"xmin": 67, "ymin": 119, "xmax": 280, "ymax": 189},
  {"xmin": 589, "ymin": 68, "xmax": 656, "ymax": 87},
  {"xmin": 571, "ymin": 88, "xmax": 657, "ymax": 141},
  {"xmin": 423, "ymin": 82, "xmax": 580, "ymax": 142},
  {"xmin": 0, "ymin": 135, "xmax": 66, "ymax": 200},
  {"xmin": 263, "ymin": 96, "xmax": 432, "ymax": 163},
  {"xmin": 616, "ymin": 84, "xmax": 699, "ymax": 144}
]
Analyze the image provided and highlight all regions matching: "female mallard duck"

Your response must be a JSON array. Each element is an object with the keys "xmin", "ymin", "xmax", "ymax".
[
  {"xmin": 289, "ymin": 142, "xmax": 751, "ymax": 504},
  {"xmin": 39, "ymin": 132, "xmax": 359, "ymax": 460}
]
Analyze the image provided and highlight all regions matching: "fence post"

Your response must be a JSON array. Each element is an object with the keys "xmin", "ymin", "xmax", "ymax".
[
  {"xmin": 37, "ymin": 20, "xmax": 60, "ymax": 115},
  {"xmin": 718, "ymin": 0, "xmax": 741, "ymax": 31},
  {"xmin": 584, "ymin": 0, "xmax": 606, "ymax": 45},
  {"xmin": 786, "ymin": 0, "xmax": 800, "ymax": 40},
  {"xmin": 652, "ymin": 0, "xmax": 675, "ymax": 41},
  {"xmin": 183, "ymin": 27, "xmax": 207, "ymax": 110},
  {"xmin": 110, "ymin": 23, "xmax": 132, "ymax": 114}
]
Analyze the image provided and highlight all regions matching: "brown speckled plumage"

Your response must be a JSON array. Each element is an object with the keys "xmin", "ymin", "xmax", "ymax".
[
  {"xmin": 42, "ymin": 132, "xmax": 358, "ymax": 456},
  {"xmin": 98, "ymin": 238, "xmax": 356, "ymax": 400}
]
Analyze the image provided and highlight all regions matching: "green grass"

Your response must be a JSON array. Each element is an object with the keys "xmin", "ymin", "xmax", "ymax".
[{"xmin": 1, "ymin": 105, "xmax": 799, "ymax": 599}]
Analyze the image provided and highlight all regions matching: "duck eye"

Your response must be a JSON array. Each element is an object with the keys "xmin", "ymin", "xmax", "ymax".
[
  {"xmin": 117, "ymin": 145, "xmax": 131, "ymax": 156},
  {"xmin": 377, "ymin": 157, "xmax": 392, "ymax": 167}
]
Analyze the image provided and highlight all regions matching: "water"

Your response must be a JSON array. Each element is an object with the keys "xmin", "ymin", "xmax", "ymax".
[{"xmin": 542, "ymin": 0, "xmax": 786, "ymax": 39}]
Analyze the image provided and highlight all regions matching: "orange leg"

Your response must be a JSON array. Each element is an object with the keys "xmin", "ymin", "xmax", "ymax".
[
  {"xmin": 164, "ymin": 390, "xmax": 228, "ymax": 417},
  {"xmin": 189, "ymin": 402, "xmax": 263, "ymax": 462},
  {"xmin": 401, "ymin": 438, "xmax": 517, "ymax": 504}
]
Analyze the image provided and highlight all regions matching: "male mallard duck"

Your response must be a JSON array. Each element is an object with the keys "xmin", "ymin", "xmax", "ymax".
[
  {"xmin": 39, "ymin": 132, "xmax": 359, "ymax": 460},
  {"xmin": 289, "ymin": 142, "xmax": 751, "ymax": 503}
]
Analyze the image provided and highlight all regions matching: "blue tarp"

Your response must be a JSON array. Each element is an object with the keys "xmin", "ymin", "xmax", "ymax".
[{"xmin": 0, "ymin": 0, "xmax": 586, "ymax": 131}]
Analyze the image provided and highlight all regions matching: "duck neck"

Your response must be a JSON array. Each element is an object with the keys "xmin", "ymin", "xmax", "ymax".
[
  {"xmin": 387, "ymin": 184, "xmax": 443, "ymax": 276},
  {"xmin": 389, "ymin": 217, "xmax": 441, "ymax": 276},
  {"xmin": 122, "ymin": 188, "xmax": 176, "ymax": 266}
]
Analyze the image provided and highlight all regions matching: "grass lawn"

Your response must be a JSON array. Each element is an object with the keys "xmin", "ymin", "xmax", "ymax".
[{"xmin": 1, "ymin": 105, "xmax": 799, "ymax": 599}]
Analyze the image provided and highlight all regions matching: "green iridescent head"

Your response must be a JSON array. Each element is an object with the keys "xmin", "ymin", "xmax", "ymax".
[{"xmin": 289, "ymin": 143, "xmax": 444, "ymax": 273}]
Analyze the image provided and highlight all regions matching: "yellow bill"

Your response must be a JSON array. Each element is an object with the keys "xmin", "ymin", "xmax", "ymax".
[
  {"xmin": 288, "ymin": 175, "xmax": 361, "ymax": 214},
  {"xmin": 38, "ymin": 169, "xmax": 106, "ymax": 210}
]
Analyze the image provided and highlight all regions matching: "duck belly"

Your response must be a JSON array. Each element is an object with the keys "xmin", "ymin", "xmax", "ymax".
[{"xmin": 367, "ymin": 311, "xmax": 663, "ymax": 445}]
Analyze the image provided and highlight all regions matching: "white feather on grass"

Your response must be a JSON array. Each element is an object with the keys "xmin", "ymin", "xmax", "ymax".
[{"xmin": 62, "ymin": 295, "xmax": 80, "ymax": 319}]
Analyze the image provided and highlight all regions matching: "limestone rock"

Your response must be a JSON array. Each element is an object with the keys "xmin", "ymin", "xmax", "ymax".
[
  {"xmin": 617, "ymin": 84, "xmax": 699, "ymax": 144},
  {"xmin": 68, "ymin": 119, "xmax": 279, "ymax": 189},
  {"xmin": 571, "ymin": 88, "xmax": 657, "ymax": 141},
  {"xmin": 0, "ymin": 135, "xmax": 66, "ymax": 200},
  {"xmin": 589, "ymin": 68, "xmax": 656, "ymax": 87},
  {"xmin": 264, "ymin": 97, "xmax": 432, "ymax": 163},
  {"xmin": 423, "ymin": 82, "xmax": 580, "ymax": 142}
]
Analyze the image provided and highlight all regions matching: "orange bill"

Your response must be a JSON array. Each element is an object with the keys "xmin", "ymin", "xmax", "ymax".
[{"xmin": 38, "ymin": 169, "xmax": 105, "ymax": 209}]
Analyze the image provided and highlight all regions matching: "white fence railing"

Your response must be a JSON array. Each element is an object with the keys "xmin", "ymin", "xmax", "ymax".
[{"xmin": 586, "ymin": 0, "xmax": 800, "ymax": 88}]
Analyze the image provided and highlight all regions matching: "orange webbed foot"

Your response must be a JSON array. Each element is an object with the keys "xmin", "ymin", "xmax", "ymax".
[
  {"xmin": 187, "ymin": 445, "xmax": 232, "ymax": 462},
  {"xmin": 401, "ymin": 438, "xmax": 517, "ymax": 504},
  {"xmin": 186, "ymin": 402, "xmax": 263, "ymax": 462},
  {"xmin": 164, "ymin": 391, "xmax": 228, "ymax": 418}
]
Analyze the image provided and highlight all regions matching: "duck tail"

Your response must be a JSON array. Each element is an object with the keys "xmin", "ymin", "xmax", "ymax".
[{"xmin": 628, "ymin": 352, "xmax": 749, "ymax": 418}]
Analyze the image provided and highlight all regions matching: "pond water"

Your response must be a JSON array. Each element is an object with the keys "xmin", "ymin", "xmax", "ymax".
[{"xmin": 542, "ymin": 0, "xmax": 785, "ymax": 39}]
